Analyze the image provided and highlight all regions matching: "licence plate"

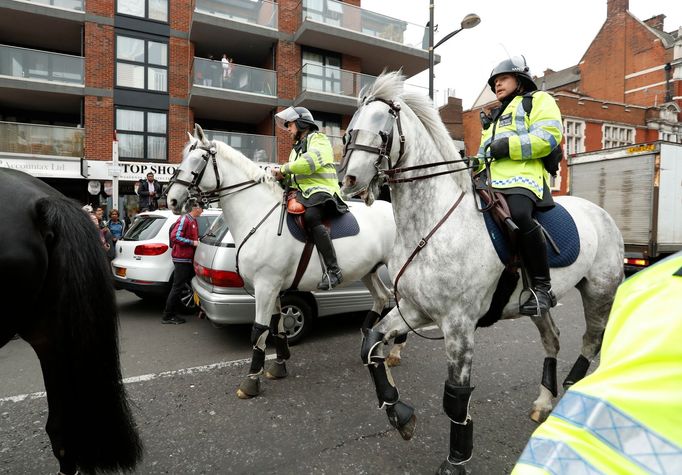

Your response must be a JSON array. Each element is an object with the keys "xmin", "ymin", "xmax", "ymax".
[
  {"xmin": 193, "ymin": 291, "xmax": 200, "ymax": 306},
  {"xmin": 115, "ymin": 266, "xmax": 126, "ymax": 277}
]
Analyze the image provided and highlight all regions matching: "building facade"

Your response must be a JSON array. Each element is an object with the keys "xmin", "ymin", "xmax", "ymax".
[
  {"xmin": 0, "ymin": 0, "xmax": 431, "ymax": 220},
  {"xmin": 462, "ymin": 0, "xmax": 682, "ymax": 195}
]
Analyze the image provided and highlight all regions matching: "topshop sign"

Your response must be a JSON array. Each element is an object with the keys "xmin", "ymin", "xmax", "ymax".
[{"xmin": 85, "ymin": 160, "xmax": 178, "ymax": 182}]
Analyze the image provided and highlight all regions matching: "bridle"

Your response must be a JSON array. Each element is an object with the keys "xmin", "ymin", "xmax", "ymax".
[
  {"xmin": 341, "ymin": 96, "xmax": 475, "ymax": 188},
  {"xmin": 165, "ymin": 141, "xmax": 262, "ymax": 206}
]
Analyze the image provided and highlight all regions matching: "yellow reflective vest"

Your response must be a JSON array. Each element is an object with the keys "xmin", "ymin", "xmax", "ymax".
[
  {"xmin": 281, "ymin": 131, "xmax": 342, "ymax": 199},
  {"xmin": 513, "ymin": 253, "xmax": 682, "ymax": 474},
  {"xmin": 476, "ymin": 92, "xmax": 563, "ymax": 199}
]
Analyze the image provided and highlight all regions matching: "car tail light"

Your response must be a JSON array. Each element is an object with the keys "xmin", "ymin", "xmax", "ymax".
[
  {"xmin": 624, "ymin": 257, "xmax": 648, "ymax": 267},
  {"xmin": 134, "ymin": 243, "xmax": 169, "ymax": 256},
  {"xmin": 194, "ymin": 263, "xmax": 244, "ymax": 287}
]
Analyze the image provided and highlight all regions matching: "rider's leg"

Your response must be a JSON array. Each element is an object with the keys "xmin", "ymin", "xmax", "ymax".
[
  {"xmin": 304, "ymin": 205, "xmax": 343, "ymax": 290},
  {"xmin": 507, "ymin": 194, "xmax": 556, "ymax": 316}
]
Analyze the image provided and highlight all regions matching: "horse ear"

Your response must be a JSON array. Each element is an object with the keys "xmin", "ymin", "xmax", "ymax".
[
  {"xmin": 195, "ymin": 124, "xmax": 210, "ymax": 147},
  {"xmin": 186, "ymin": 131, "xmax": 194, "ymax": 143}
]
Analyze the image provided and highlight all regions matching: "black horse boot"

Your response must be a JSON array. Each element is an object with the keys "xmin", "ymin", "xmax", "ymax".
[
  {"xmin": 311, "ymin": 224, "xmax": 343, "ymax": 290},
  {"xmin": 519, "ymin": 224, "xmax": 556, "ymax": 316}
]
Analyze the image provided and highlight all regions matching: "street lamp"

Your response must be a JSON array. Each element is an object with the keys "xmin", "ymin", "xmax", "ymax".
[{"xmin": 428, "ymin": 9, "xmax": 481, "ymax": 100}]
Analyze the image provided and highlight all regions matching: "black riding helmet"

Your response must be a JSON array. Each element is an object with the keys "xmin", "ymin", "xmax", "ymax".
[
  {"xmin": 488, "ymin": 56, "xmax": 537, "ymax": 93},
  {"xmin": 275, "ymin": 106, "xmax": 319, "ymax": 132}
]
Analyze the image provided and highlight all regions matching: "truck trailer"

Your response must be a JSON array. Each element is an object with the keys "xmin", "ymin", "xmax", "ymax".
[{"xmin": 569, "ymin": 141, "xmax": 682, "ymax": 274}]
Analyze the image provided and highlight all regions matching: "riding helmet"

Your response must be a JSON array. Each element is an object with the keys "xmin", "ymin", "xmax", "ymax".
[{"xmin": 487, "ymin": 56, "xmax": 537, "ymax": 93}]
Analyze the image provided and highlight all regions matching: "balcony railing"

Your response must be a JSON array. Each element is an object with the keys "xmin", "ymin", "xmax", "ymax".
[
  {"xmin": 300, "ymin": 0, "xmax": 427, "ymax": 49},
  {"xmin": 0, "ymin": 122, "xmax": 84, "ymax": 157},
  {"xmin": 0, "ymin": 44, "xmax": 84, "ymax": 85},
  {"xmin": 20, "ymin": 0, "xmax": 84, "ymax": 11},
  {"xmin": 193, "ymin": 57, "xmax": 276, "ymax": 96},
  {"xmin": 195, "ymin": 0, "xmax": 277, "ymax": 29},
  {"xmin": 297, "ymin": 63, "xmax": 375, "ymax": 98},
  {"xmin": 204, "ymin": 130, "xmax": 276, "ymax": 163}
]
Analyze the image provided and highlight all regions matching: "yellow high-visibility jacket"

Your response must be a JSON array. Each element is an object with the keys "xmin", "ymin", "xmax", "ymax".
[
  {"xmin": 476, "ymin": 91, "xmax": 563, "ymax": 199},
  {"xmin": 513, "ymin": 253, "xmax": 682, "ymax": 474},
  {"xmin": 281, "ymin": 132, "xmax": 341, "ymax": 199}
]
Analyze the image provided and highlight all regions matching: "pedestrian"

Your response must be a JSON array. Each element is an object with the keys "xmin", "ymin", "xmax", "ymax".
[
  {"xmin": 474, "ymin": 55, "xmax": 563, "ymax": 316},
  {"xmin": 272, "ymin": 106, "xmax": 348, "ymax": 290},
  {"xmin": 137, "ymin": 172, "xmax": 162, "ymax": 211},
  {"xmin": 95, "ymin": 206, "xmax": 106, "ymax": 228},
  {"xmin": 513, "ymin": 252, "xmax": 682, "ymax": 474},
  {"xmin": 108, "ymin": 209, "xmax": 125, "ymax": 242},
  {"xmin": 221, "ymin": 53, "xmax": 232, "ymax": 86},
  {"xmin": 84, "ymin": 205, "xmax": 115, "ymax": 260},
  {"xmin": 161, "ymin": 199, "xmax": 204, "ymax": 325}
]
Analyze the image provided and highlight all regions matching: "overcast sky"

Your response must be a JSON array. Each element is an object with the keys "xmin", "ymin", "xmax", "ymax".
[{"xmin": 361, "ymin": 0, "xmax": 682, "ymax": 109}]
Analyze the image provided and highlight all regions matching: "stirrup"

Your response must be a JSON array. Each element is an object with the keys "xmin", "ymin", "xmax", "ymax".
[
  {"xmin": 519, "ymin": 288, "xmax": 556, "ymax": 316},
  {"xmin": 317, "ymin": 271, "xmax": 342, "ymax": 290}
]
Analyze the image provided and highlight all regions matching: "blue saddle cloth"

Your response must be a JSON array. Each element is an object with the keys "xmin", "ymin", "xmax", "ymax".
[
  {"xmin": 482, "ymin": 201, "xmax": 580, "ymax": 268},
  {"xmin": 287, "ymin": 211, "xmax": 360, "ymax": 243}
]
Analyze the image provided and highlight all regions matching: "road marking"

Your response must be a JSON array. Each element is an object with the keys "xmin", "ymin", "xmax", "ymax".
[{"xmin": 0, "ymin": 354, "xmax": 275, "ymax": 404}]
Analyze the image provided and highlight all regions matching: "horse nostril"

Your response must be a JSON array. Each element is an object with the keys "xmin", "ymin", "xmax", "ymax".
[
  {"xmin": 170, "ymin": 199, "xmax": 177, "ymax": 207},
  {"xmin": 344, "ymin": 175, "xmax": 357, "ymax": 187}
]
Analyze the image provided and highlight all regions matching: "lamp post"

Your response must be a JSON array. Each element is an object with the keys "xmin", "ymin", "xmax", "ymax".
[{"xmin": 428, "ymin": 7, "xmax": 481, "ymax": 100}]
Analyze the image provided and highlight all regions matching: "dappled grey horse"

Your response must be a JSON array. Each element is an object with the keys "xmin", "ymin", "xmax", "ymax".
[{"xmin": 341, "ymin": 72, "xmax": 624, "ymax": 474}]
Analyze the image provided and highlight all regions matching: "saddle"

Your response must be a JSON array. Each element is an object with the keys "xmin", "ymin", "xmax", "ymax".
[{"xmin": 284, "ymin": 195, "xmax": 360, "ymax": 290}]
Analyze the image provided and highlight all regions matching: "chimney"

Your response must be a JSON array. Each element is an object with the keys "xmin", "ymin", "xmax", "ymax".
[
  {"xmin": 544, "ymin": 68, "xmax": 556, "ymax": 77},
  {"xmin": 644, "ymin": 14, "xmax": 666, "ymax": 30},
  {"xmin": 607, "ymin": 0, "xmax": 629, "ymax": 18}
]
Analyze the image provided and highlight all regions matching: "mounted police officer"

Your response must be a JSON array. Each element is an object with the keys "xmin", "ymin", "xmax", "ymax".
[
  {"xmin": 272, "ymin": 106, "xmax": 348, "ymax": 290},
  {"xmin": 475, "ymin": 56, "xmax": 564, "ymax": 316}
]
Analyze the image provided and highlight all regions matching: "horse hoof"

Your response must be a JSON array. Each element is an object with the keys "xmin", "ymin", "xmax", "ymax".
[
  {"xmin": 529, "ymin": 407, "xmax": 551, "ymax": 423},
  {"xmin": 236, "ymin": 377, "xmax": 261, "ymax": 399},
  {"xmin": 264, "ymin": 361, "xmax": 288, "ymax": 379},
  {"xmin": 398, "ymin": 414, "xmax": 417, "ymax": 441},
  {"xmin": 386, "ymin": 355, "xmax": 401, "ymax": 367},
  {"xmin": 436, "ymin": 458, "xmax": 467, "ymax": 475}
]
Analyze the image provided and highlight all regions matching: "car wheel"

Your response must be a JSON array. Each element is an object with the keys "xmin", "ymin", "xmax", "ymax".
[
  {"xmin": 279, "ymin": 294, "xmax": 313, "ymax": 345},
  {"xmin": 179, "ymin": 282, "xmax": 197, "ymax": 313}
]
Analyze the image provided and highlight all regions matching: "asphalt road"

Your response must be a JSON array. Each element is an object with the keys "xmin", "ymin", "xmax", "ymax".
[{"xmin": 1, "ymin": 289, "xmax": 591, "ymax": 474}]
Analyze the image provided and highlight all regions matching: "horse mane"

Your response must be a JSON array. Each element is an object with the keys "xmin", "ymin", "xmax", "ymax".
[
  {"xmin": 204, "ymin": 140, "xmax": 283, "ymax": 199},
  {"xmin": 360, "ymin": 71, "xmax": 471, "ymax": 191}
]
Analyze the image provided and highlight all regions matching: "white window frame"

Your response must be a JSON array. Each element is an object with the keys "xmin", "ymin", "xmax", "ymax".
[{"xmin": 602, "ymin": 124, "xmax": 635, "ymax": 149}]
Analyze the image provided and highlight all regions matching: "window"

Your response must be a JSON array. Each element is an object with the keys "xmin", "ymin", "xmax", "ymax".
[
  {"xmin": 660, "ymin": 131, "xmax": 678, "ymax": 142},
  {"xmin": 313, "ymin": 113, "xmax": 342, "ymax": 162},
  {"xmin": 116, "ymin": 108, "xmax": 167, "ymax": 160},
  {"xmin": 302, "ymin": 50, "xmax": 341, "ymax": 94},
  {"xmin": 116, "ymin": 35, "xmax": 168, "ymax": 92},
  {"xmin": 117, "ymin": 0, "xmax": 168, "ymax": 22},
  {"xmin": 602, "ymin": 124, "xmax": 635, "ymax": 149},
  {"xmin": 564, "ymin": 119, "xmax": 585, "ymax": 156}
]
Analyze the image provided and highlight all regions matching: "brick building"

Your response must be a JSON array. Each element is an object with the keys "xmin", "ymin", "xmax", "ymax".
[
  {"xmin": 0, "ymin": 0, "xmax": 430, "ymax": 218},
  {"xmin": 462, "ymin": 0, "xmax": 682, "ymax": 195}
]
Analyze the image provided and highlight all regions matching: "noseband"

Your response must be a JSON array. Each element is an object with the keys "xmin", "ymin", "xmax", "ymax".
[{"xmin": 166, "ymin": 141, "xmax": 261, "ymax": 205}]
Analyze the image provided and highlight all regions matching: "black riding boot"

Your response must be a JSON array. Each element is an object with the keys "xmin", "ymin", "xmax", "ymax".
[
  {"xmin": 311, "ymin": 225, "xmax": 343, "ymax": 290},
  {"xmin": 519, "ymin": 224, "xmax": 556, "ymax": 316}
]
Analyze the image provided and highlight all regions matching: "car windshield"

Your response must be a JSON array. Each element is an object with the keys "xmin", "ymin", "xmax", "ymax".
[
  {"xmin": 201, "ymin": 214, "xmax": 230, "ymax": 246},
  {"xmin": 124, "ymin": 216, "xmax": 167, "ymax": 241}
]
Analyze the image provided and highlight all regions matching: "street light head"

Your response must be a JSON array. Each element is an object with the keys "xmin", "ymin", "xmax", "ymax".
[{"xmin": 460, "ymin": 13, "xmax": 481, "ymax": 30}]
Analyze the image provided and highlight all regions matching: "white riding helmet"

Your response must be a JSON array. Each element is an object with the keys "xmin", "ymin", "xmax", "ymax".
[{"xmin": 275, "ymin": 106, "xmax": 319, "ymax": 131}]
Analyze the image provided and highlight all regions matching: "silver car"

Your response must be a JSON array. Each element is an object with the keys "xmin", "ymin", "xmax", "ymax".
[{"xmin": 192, "ymin": 213, "xmax": 393, "ymax": 344}]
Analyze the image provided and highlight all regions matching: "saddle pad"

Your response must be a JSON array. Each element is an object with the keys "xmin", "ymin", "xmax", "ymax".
[
  {"xmin": 287, "ymin": 211, "xmax": 360, "ymax": 243},
  {"xmin": 482, "ymin": 200, "xmax": 580, "ymax": 268}
]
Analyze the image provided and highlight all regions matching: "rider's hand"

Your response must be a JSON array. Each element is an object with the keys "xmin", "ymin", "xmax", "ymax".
[{"xmin": 489, "ymin": 138, "xmax": 509, "ymax": 159}]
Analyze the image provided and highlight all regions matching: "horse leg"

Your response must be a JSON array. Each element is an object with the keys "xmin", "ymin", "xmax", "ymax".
[
  {"xmin": 265, "ymin": 296, "xmax": 290, "ymax": 380},
  {"xmin": 564, "ymin": 278, "xmax": 615, "ymax": 388},
  {"xmin": 437, "ymin": 320, "xmax": 476, "ymax": 475},
  {"xmin": 361, "ymin": 273, "xmax": 404, "ymax": 367},
  {"xmin": 528, "ymin": 311, "xmax": 561, "ymax": 423},
  {"xmin": 236, "ymin": 286, "xmax": 280, "ymax": 399},
  {"xmin": 361, "ymin": 304, "xmax": 425, "ymax": 441}
]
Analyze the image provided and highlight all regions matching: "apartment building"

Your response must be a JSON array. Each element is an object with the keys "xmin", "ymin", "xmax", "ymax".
[
  {"xmin": 0, "ymin": 0, "xmax": 431, "ymax": 219},
  {"xmin": 462, "ymin": 0, "xmax": 682, "ymax": 195}
]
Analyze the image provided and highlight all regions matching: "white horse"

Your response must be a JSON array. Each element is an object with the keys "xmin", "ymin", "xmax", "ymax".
[
  {"xmin": 340, "ymin": 72, "xmax": 624, "ymax": 474},
  {"xmin": 165, "ymin": 125, "xmax": 401, "ymax": 398}
]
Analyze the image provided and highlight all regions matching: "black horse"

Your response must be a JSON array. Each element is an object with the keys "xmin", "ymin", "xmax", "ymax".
[{"xmin": 0, "ymin": 169, "xmax": 142, "ymax": 474}]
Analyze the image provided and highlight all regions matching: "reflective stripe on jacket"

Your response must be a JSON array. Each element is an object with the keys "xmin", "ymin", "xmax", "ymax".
[
  {"xmin": 281, "ymin": 132, "xmax": 341, "ymax": 199},
  {"xmin": 513, "ymin": 253, "xmax": 682, "ymax": 474},
  {"xmin": 476, "ymin": 91, "xmax": 563, "ymax": 198}
]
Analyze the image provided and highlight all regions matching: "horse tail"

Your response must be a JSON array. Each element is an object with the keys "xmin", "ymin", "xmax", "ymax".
[{"xmin": 37, "ymin": 196, "xmax": 143, "ymax": 473}]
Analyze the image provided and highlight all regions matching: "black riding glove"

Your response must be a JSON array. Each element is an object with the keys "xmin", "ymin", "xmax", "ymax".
[{"xmin": 489, "ymin": 137, "xmax": 510, "ymax": 159}]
